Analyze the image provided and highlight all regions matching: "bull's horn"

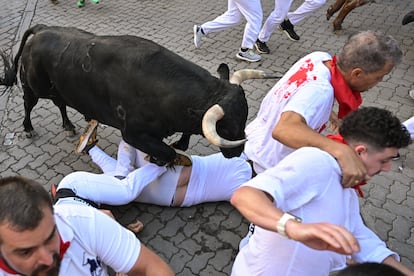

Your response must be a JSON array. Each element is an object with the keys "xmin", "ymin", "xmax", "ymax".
[
  {"xmin": 202, "ymin": 104, "xmax": 247, "ymax": 148},
  {"xmin": 229, "ymin": 69, "xmax": 283, "ymax": 85}
]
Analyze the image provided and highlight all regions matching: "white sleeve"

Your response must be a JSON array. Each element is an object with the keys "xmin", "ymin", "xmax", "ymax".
[
  {"xmin": 351, "ymin": 214, "xmax": 399, "ymax": 263},
  {"xmin": 88, "ymin": 208, "xmax": 141, "ymax": 273},
  {"xmin": 242, "ymin": 148, "xmax": 338, "ymax": 212}
]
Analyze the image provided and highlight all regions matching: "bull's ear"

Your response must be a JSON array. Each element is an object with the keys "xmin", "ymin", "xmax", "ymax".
[{"xmin": 217, "ymin": 63, "xmax": 230, "ymax": 80}]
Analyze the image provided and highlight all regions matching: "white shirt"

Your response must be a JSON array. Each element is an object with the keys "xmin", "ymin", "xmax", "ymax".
[
  {"xmin": 231, "ymin": 147, "xmax": 398, "ymax": 276},
  {"xmin": 244, "ymin": 52, "xmax": 334, "ymax": 174},
  {"xmin": 0, "ymin": 202, "xmax": 141, "ymax": 276},
  {"xmin": 54, "ymin": 201, "xmax": 141, "ymax": 275}
]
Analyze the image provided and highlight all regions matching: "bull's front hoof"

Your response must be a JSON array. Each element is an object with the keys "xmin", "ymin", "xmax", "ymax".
[
  {"xmin": 25, "ymin": 130, "xmax": 38, "ymax": 138},
  {"xmin": 326, "ymin": 8, "xmax": 334, "ymax": 20},
  {"xmin": 65, "ymin": 129, "xmax": 77, "ymax": 137},
  {"xmin": 171, "ymin": 149, "xmax": 192, "ymax": 167},
  {"xmin": 145, "ymin": 155, "xmax": 168, "ymax": 166}
]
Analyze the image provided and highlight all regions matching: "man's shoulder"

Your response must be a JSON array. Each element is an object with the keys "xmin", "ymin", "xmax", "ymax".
[
  {"xmin": 302, "ymin": 51, "xmax": 332, "ymax": 61},
  {"xmin": 285, "ymin": 147, "xmax": 338, "ymax": 170}
]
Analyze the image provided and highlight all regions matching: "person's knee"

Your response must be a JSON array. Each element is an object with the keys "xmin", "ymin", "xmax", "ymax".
[{"xmin": 58, "ymin": 171, "xmax": 85, "ymax": 190}]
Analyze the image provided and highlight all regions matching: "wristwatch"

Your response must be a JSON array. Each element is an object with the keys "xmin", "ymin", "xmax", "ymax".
[{"xmin": 276, "ymin": 212, "xmax": 302, "ymax": 239}]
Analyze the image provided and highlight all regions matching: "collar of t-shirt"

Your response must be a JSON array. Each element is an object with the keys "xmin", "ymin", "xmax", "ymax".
[
  {"xmin": 0, "ymin": 234, "xmax": 70, "ymax": 275},
  {"xmin": 330, "ymin": 55, "xmax": 362, "ymax": 119},
  {"xmin": 326, "ymin": 133, "xmax": 367, "ymax": 197}
]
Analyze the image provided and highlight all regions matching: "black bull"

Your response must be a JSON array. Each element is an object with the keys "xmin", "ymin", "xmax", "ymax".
[{"xmin": 0, "ymin": 24, "xmax": 279, "ymax": 165}]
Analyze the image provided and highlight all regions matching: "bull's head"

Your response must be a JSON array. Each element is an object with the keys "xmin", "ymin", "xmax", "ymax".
[
  {"xmin": 201, "ymin": 65, "xmax": 282, "ymax": 158},
  {"xmin": 202, "ymin": 103, "xmax": 247, "ymax": 158}
]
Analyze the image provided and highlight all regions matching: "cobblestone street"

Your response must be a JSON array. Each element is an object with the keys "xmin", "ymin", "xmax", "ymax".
[{"xmin": 0, "ymin": 0, "xmax": 413, "ymax": 274}]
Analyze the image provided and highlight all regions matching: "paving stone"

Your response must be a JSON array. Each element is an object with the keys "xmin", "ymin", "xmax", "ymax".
[{"xmin": 1, "ymin": 0, "xmax": 413, "ymax": 274}]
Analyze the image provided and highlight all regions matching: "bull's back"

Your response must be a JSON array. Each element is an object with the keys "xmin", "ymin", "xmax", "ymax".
[{"xmin": 20, "ymin": 26, "xmax": 220, "ymax": 130}]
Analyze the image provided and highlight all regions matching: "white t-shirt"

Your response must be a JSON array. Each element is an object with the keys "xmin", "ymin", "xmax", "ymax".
[
  {"xmin": 244, "ymin": 52, "xmax": 334, "ymax": 174},
  {"xmin": 231, "ymin": 147, "xmax": 398, "ymax": 276},
  {"xmin": 54, "ymin": 202, "xmax": 141, "ymax": 275}
]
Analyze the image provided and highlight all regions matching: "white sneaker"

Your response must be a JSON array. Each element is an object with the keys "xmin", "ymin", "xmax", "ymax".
[
  {"xmin": 236, "ymin": 49, "xmax": 261, "ymax": 62},
  {"xmin": 193, "ymin": 25, "xmax": 203, "ymax": 48},
  {"xmin": 409, "ymin": 89, "xmax": 414, "ymax": 100}
]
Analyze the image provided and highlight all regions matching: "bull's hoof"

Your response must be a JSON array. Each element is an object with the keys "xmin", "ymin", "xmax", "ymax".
[
  {"xmin": 333, "ymin": 22, "xmax": 343, "ymax": 34},
  {"xmin": 65, "ymin": 129, "xmax": 77, "ymax": 137},
  {"xmin": 25, "ymin": 130, "xmax": 38, "ymax": 138},
  {"xmin": 333, "ymin": 28, "xmax": 344, "ymax": 35},
  {"xmin": 145, "ymin": 155, "xmax": 168, "ymax": 166},
  {"xmin": 171, "ymin": 149, "xmax": 192, "ymax": 167},
  {"xmin": 326, "ymin": 8, "xmax": 333, "ymax": 20}
]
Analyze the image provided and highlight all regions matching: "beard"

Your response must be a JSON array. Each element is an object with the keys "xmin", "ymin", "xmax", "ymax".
[{"xmin": 31, "ymin": 253, "xmax": 61, "ymax": 276}]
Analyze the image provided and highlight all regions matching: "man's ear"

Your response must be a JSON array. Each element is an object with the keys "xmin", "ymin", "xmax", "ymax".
[
  {"xmin": 354, "ymin": 144, "xmax": 367, "ymax": 156},
  {"xmin": 350, "ymin": 68, "xmax": 364, "ymax": 79}
]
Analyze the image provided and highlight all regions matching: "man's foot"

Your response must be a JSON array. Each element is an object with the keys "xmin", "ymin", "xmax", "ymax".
[
  {"xmin": 172, "ymin": 149, "xmax": 192, "ymax": 166},
  {"xmin": 91, "ymin": 0, "xmax": 99, "ymax": 4},
  {"xmin": 255, "ymin": 39, "xmax": 270, "ymax": 54},
  {"xmin": 279, "ymin": 19, "xmax": 300, "ymax": 41},
  {"xmin": 77, "ymin": 0, "xmax": 85, "ymax": 7},
  {"xmin": 75, "ymin": 120, "xmax": 98, "ymax": 154},
  {"xmin": 236, "ymin": 48, "xmax": 261, "ymax": 62},
  {"xmin": 193, "ymin": 25, "xmax": 203, "ymax": 48},
  {"xmin": 409, "ymin": 90, "xmax": 414, "ymax": 100}
]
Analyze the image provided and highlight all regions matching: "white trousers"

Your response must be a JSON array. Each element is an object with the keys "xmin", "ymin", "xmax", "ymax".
[
  {"xmin": 58, "ymin": 164, "xmax": 167, "ymax": 205},
  {"xmin": 59, "ymin": 148, "xmax": 252, "ymax": 207},
  {"xmin": 201, "ymin": 0, "xmax": 262, "ymax": 49},
  {"xmin": 258, "ymin": 0, "xmax": 294, "ymax": 42},
  {"xmin": 89, "ymin": 139, "xmax": 147, "ymax": 177},
  {"xmin": 287, "ymin": 0, "xmax": 327, "ymax": 25}
]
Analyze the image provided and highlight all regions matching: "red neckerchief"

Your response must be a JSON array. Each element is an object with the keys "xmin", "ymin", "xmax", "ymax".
[
  {"xmin": 0, "ymin": 234, "xmax": 70, "ymax": 275},
  {"xmin": 330, "ymin": 56, "xmax": 362, "ymax": 119},
  {"xmin": 326, "ymin": 133, "xmax": 366, "ymax": 197}
]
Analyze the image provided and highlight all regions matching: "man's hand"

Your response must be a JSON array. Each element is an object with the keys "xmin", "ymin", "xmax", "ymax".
[
  {"xmin": 273, "ymin": 112, "xmax": 369, "ymax": 188},
  {"xmin": 286, "ymin": 221, "xmax": 360, "ymax": 255},
  {"xmin": 329, "ymin": 111, "xmax": 341, "ymax": 133},
  {"xmin": 334, "ymin": 143, "xmax": 368, "ymax": 187}
]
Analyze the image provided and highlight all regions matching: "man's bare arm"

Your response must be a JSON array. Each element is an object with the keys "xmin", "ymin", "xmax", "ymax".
[
  {"xmin": 272, "ymin": 111, "xmax": 368, "ymax": 187},
  {"xmin": 382, "ymin": 255, "xmax": 414, "ymax": 275},
  {"xmin": 128, "ymin": 244, "xmax": 174, "ymax": 276},
  {"xmin": 231, "ymin": 186, "xmax": 360, "ymax": 255}
]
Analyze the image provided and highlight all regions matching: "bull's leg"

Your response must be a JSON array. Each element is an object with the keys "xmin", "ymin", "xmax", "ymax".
[
  {"xmin": 50, "ymin": 98, "xmax": 76, "ymax": 137},
  {"xmin": 171, "ymin": 134, "xmax": 191, "ymax": 151},
  {"xmin": 332, "ymin": 0, "xmax": 368, "ymax": 32},
  {"xmin": 22, "ymin": 89, "xmax": 39, "ymax": 138},
  {"xmin": 326, "ymin": 0, "xmax": 346, "ymax": 20},
  {"xmin": 122, "ymin": 132, "xmax": 177, "ymax": 166}
]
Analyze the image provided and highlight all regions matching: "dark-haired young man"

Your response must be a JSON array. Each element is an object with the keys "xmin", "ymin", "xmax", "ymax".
[{"xmin": 231, "ymin": 107, "xmax": 413, "ymax": 275}]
